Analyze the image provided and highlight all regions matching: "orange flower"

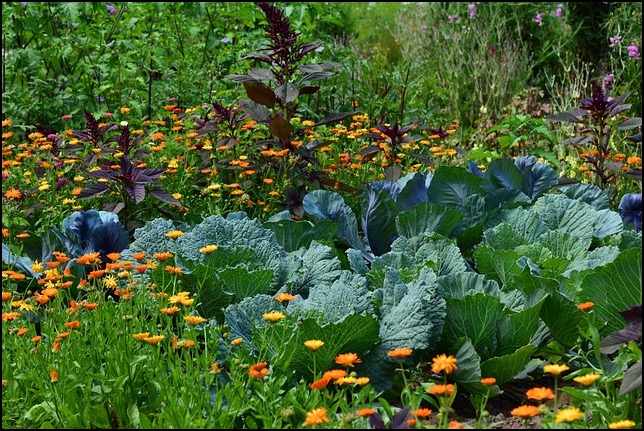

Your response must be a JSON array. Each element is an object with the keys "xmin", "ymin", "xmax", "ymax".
[
  {"xmin": 577, "ymin": 302, "xmax": 594, "ymax": 312},
  {"xmin": 356, "ymin": 408, "xmax": 377, "ymax": 417},
  {"xmin": 106, "ymin": 252, "xmax": 121, "ymax": 262},
  {"xmin": 2, "ymin": 292, "xmax": 12, "ymax": 301},
  {"xmin": 431, "ymin": 353, "xmax": 458, "ymax": 374},
  {"xmin": 573, "ymin": 373, "xmax": 601, "ymax": 386},
  {"xmin": 161, "ymin": 306, "xmax": 181, "ymax": 315},
  {"xmin": 248, "ymin": 362, "xmax": 269, "ymax": 379},
  {"xmin": 31, "ymin": 335, "xmax": 42, "ymax": 343},
  {"xmin": 481, "ymin": 377, "xmax": 497, "ymax": 386},
  {"xmin": 323, "ymin": 369, "xmax": 347, "ymax": 380},
  {"xmin": 304, "ymin": 340, "xmax": 324, "ymax": 351},
  {"xmin": 231, "ymin": 337, "xmax": 243, "ymax": 346},
  {"xmin": 64, "ymin": 320, "xmax": 80, "ymax": 329},
  {"xmin": 274, "ymin": 292, "xmax": 296, "ymax": 302},
  {"xmin": 387, "ymin": 347, "xmax": 413, "ymax": 359},
  {"xmin": 413, "ymin": 408, "xmax": 432, "ymax": 418},
  {"xmin": 303, "ymin": 408, "xmax": 330, "ymax": 427},
  {"xmin": 153, "ymin": 252, "xmax": 174, "ymax": 261},
  {"xmin": 335, "ymin": 352, "xmax": 362, "ymax": 367},
  {"xmin": 406, "ymin": 419, "xmax": 417, "ymax": 427},
  {"xmin": 511, "ymin": 405, "xmax": 540, "ymax": 418},
  {"xmin": 449, "ymin": 420, "xmax": 466, "ymax": 429},
  {"xmin": 165, "ymin": 265, "xmax": 183, "ymax": 275},
  {"xmin": 133, "ymin": 332, "xmax": 151, "ymax": 341},
  {"xmin": 132, "ymin": 252, "xmax": 147, "ymax": 261},
  {"xmin": 184, "ymin": 315, "xmax": 207, "ymax": 325},
  {"xmin": 310, "ymin": 377, "xmax": 331, "ymax": 390},
  {"xmin": 16, "ymin": 327, "xmax": 28, "ymax": 336},
  {"xmin": 82, "ymin": 302, "xmax": 98, "ymax": 310},
  {"xmin": 525, "ymin": 387, "xmax": 555, "ymax": 401},
  {"xmin": 50, "ymin": 370, "xmax": 59, "ymax": 382},
  {"xmin": 428, "ymin": 384, "xmax": 455, "ymax": 396},
  {"xmin": 143, "ymin": 335, "xmax": 165, "ymax": 345}
]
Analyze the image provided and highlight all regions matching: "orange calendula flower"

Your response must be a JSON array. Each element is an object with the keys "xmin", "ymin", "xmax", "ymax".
[
  {"xmin": 41, "ymin": 287, "xmax": 59, "ymax": 297},
  {"xmin": 428, "ymin": 384, "xmax": 455, "ymax": 396},
  {"xmin": 310, "ymin": 377, "xmax": 331, "ymax": 390},
  {"xmin": 573, "ymin": 373, "xmax": 601, "ymax": 386},
  {"xmin": 106, "ymin": 252, "xmax": 121, "ymax": 262},
  {"xmin": 449, "ymin": 420, "xmax": 466, "ymax": 429},
  {"xmin": 9, "ymin": 273, "xmax": 26, "ymax": 280},
  {"xmin": 143, "ymin": 335, "xmax": 165, "ymax": 345},
  {"xmin": 323, "ymin": 369, "xmax": 347, "ymax": 380},
  {"xmin": 356, "ymin": 408, "xmax": 377, "ymax": 417},
  {"xmin": 543, "ymin": 364, "xmax": 569, "ymax": 376},
  {"xmin": 82, "ymin": 302, "xmax": 98, "ymax": 310},
  {"xmin": 153, "ymin": 251, "xmax": 174, "ymax": 261},
  {"xmin": 413, "ymin": 408, "xmax": 432, "ymax": 418},
  {"xmin": 274, "ymin": 292, "xmax": 296, "ymax": 302},
  {"xmin": 184, "ymin": 315, "xmax": 207, "ymax": 325},
  {"xmin": 4, "ymin": 188, "xmax": 23, "ymax": 199},
  {"xmin": 511, "ymin": 405, "xmax": 540, "ymax": 418},
  {"xmin": 31, "ymin": 335, "xmax": 42, "ymax": 343},
  {"xmin": 526, "ymin": 387, "xmax": 555, "ymax": 401},
  {"xmin": 304, "ymin": 340, "xmax": 324, "ymax": 351},
  {"xmin": 16, "ymin": 327, "xmax": 28, "ymax": 336},
  {"xmin": 481, "ymin": 377, "xmax": 497, "ymax": 386},
  {"xmin": 555, "ymin": 407, "xmax": 584, "ymax": 423},
  {"xmin": 406, "ymin": 419, "xmax": 417, "ymax": 427},
  {"xmin": 577, "ymin": 302, "xmax": 594, "ymax": 312},
  {"xmin": 387, "ymin": 347, "xmax": 413, "ymax": 359},
  {"xmin": 160, "ymin": 306, "xmax": 181, "ymax": 315},
  {"xmin": 65, "ymin": 320, "xmax": 80, "ymax": 329},
  {"xmin": 609, "ymin": 420, "xmax": 637, "ymax": 429},
  {"xmin": 165, "ymin": 265, "xmax": 183, "ymax": 275},
  {"xmin": 431, "ymin": 353, "xmax": 458, "ymax": 374},
  {"xmin": 303, "ymin": 408, "xmax": 331, "ymax": 427},
  {"xmin": 335, "ymin": 352, "xmax": 362, "ymax": 367},
  {"xmin": 133, "ymin": 332, "xmax": 151, "ymax": 341},
  {"xmin": 50, "ymin": 370, "xmax": 59, "ymax": 382},
  {"xmin": 262, "ymin": 311, "xmax": 286, "ymax": 323},
  {"xmin": 210, "ymin": 363, "xmax": 221, "ymax": 374},
  {"xmin": 132, "ymin": 252, "xmax": 147, "ymax": 261},
  {"xmin": 2, "ymin": 292, "xmax": 11, "ymax": 301},
  {"xmin": 248, "ymin": 362, "xmax": 269, "ymax": 379}
]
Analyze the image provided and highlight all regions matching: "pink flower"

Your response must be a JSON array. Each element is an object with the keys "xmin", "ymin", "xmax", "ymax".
[
  {"xmin": 535, "ymin": 12, "xmax": 543, "ymax": 25},
  {"xmin": 609, "ymin": 35, "xmax": 622, "ymax": 47},
  {"xmin": 604, "ymin": 73, "xmax": 614, "ymax": 86},
  {"xmin": 627, "ymin": 45, "xmax": 640, "ymax": 58},
  {"xmin": 61, "ymin": 115, "xmax": 72, "ymax": 121},
  {"xmin": 555, "ymin": 7, "xmax": 563, "ymax": 17},
  {"xmin": 468, "ymin": 3, "xmax": 476, "ymax": 19},
  {"xmin": 420, "ymin": 25, "xmax": 427, "ymax": 30}
]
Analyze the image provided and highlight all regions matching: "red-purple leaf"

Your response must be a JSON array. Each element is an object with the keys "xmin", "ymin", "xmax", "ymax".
[
  {"xmin": 243, "ymin": 82, "xmax": 277, "ymax": 109},
  {"xmin": 268, "ymin": 115, "xmax": 294, "ymax": 145},
  {"xmin": 148, "ymin": 189, "xmax": 182, "ymax": 206},
  {"xmin": 77, "ymin": 183, "xmax": 110, "ymax": 199}
]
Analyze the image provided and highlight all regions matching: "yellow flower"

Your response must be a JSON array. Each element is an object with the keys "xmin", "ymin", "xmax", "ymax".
[
  {"xmin": 165, "ymin": 230, "xmax": 184, "ymax": 239},
  {"xmin": 184, "ymin": 315, "xmax": 207, "ymax": 326},
  {"xmin": 199, "ymin": 245, "xmax": 218, "ymax": 254},
  {"xmin": 431, "ymin": 353, "xmax": 458, "ymax": 374},
  {"xmin": 526, "ymin": 387, "xmax": 555, "ymax": 401},
  {"xmin": 303, "ymin": 408, "xmax": 330, "ymax": 427},
  {"xmin": 231, "ymin": 337, "xmax": 243, "ymax": 346},
  {"xmin": 573, "ymin": 373, "xmax": 601, "ymax": 386},
  {"xmin": 609, "ymin": 420, "xmax": 637, "ymax": 429},
  {"xmin": 262, "ymin": 311, "xmax": 286, "ymax": 323},
  {"xmin": 103, "ymin": 275, "xmax": 119, "ymax": 290},
  {"xmin": 543, "ymin": 364, "xmax": 569, "ymax": 376},
  {"xmin": 304, "ymin": 339, "xmax": 324, "ymax": 351},
  {"xmin": 555, "ymin": 407, "xmax": 584, "ymax": 423},
  {"xmin": 31, "ymin": 260, "xmax": 44, "ymax": 273}
]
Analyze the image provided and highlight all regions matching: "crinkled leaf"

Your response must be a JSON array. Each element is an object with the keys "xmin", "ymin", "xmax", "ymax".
[
  {"xmin": 495, "ymin": 296, "xmax": 546, "ymax": 356},
  {"xmin": 264, "ymin": 218, "xmax": 336, "ymax": 252},
  {"xmin": 540, "ymin": 291, "xmax": 585, "ymax": 348},
  {"xmin": 284, "ymin": 241, "xmax": 344, "ymax": 297},
  {"xmin": 537, "ymin": 230, "xmax": 592, "ymax": 261},
  {"xmin": 473, "ymin": 247, "xmax": 523, "ymax": 288},
  {"xmin": 559, "ymin": 183, "xmax": 610, "ymax": 210},
  {"xmin": 437, "ymin": 272, "xmax": 500, "ymax": 299},
  {"xmin": 224, "ymin": 294, "xmax": 277, "ymax": 347},
  {"xmin": 532, "ymin": 194, "xmax": 595, "ymax": 240}
]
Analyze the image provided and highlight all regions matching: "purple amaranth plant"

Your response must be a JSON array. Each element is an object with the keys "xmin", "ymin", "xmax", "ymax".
[{"xmin": 546, "ymin": 83, "xmax": 640, "ymax": 196}]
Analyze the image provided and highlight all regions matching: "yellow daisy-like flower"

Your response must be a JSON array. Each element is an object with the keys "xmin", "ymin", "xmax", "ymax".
[
  {"xmin": 608, "ymin": 420, "xmax": 637, "ymax": 429},
  {"xmin": 555, "ymin": 407, "xmax": 584, "ymax": 423},
  {"xmin": 165, "ymin": 230, "xmax": 184, "ymax": 239},
  {"xmin": 573, "ymin": 373, "xmax": 601, "ymax": 386},
  {"xmin": 262, "ymin": 311, "xmax": 286, "ymax": 323},
  {"xmin": 133, "ymin": 332, "xmax": 150, "ymax": 341},
  {"xmin": 103, "ymin": 275, "xmax": 119, "ymax": 290},
  {"xmin": 31, "ymin": 260, "xmax": 44, "ymax": 273},
  {"xmin": 543, "ymin": 364, "xmax": 569, "ymax": 376},
  {"xmin": 304, "ymin": 339, "xmax": 324, "ymax": 351},
  {"xmin": 199, "ymin": 245, "xmax": 218, "ymax": 254},
  {"xmin": 526, "ymin": 387, "xmax": 555, "ymax": 401},
  {"xmin": 184, "ymin": 315, "xmax": 207, "ymax": 326},
  {"xmin": 431, "ymin": 353, "xmax": 458, "ymax": 374},
  {"xmin": 230, "ymin": 337, "xmax": 243, "ymax": 346}
]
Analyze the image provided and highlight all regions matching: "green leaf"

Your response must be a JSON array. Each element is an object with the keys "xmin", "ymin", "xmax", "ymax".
[
  {"xmin": 437, "ymin": 272, "xmax": 500, "ymax": 299},
  {"xmin": 473, "ymin": 247, "xmax": 523, "ymax": 288},
  {"xmin": 362, "ymin": 188, "xmax": 399, "ymax": 256},
  {"xmin": 451, "ymin": 338, "xmax": 503, "ymax": 397},
  {"xmin": 579, "ymin": 248, "xmax": 642, "ymax": 332},
  {"xmin": 480, "ymin": 345, "xmax": 539, "ymax": 385},
  {"xmin": 540, "ymin": 290, "xmax": 584, "ymax": 348},
  {"xmin": 441, "ymin": 293, "xmax": 503, "ymax": 360},
  {"xmin": 264, "ymin": 219, "xmax": 336, "ymax": 252},
  {"xmin": 495, "ymin": 296, "xmax": 546, "ymax": 356},
  {"xmin": 427, "ymin": 166, "xmax": 485, "ymax": 208},
  {"xmin": 395, "ymin": 202, "xmax": 463, "ymax": 238}
]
